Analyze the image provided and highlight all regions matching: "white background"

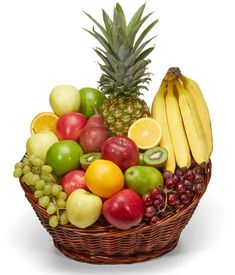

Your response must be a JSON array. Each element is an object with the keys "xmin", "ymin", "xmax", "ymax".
[{"xmin": 0, "ymin": 0, "xmax": 234, "ymax": 274}]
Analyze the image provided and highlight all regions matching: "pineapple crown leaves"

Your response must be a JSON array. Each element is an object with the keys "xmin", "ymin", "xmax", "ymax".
[{"xmin": 84, "ymin": 3, "xmax": 158, "ymax": 96}]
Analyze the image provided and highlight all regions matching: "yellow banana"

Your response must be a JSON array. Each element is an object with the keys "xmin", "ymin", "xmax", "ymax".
[
  {"xmin": 165, "ymin": 82, "xmax": 191, "ymax": 169},
  {"xmin": 175, "ymin": 80, "xmax": 209, "ymax": 164},
  {"xmin": 151, "ymin": 80, "xmax": 176, "ymax": 173},
  {"xmin": 180, "ymin": 75, "xmax": 213, "ymax": 158}
]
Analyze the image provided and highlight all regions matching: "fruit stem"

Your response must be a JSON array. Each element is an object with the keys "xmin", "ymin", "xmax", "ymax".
[
  {"xmin": 157, "ymin": 189, "xmax": 170, "ymax": 213},
  {"xmin": 92, "ymin": 105, "xmax": 99, "ymax": 115},
  {"xmin": 52, "ymin": 197, "xmax": 60, "ymax": 219},
  {"xmin": 164, "ymin": 67, "xmax": 181, "ymax": 82}
]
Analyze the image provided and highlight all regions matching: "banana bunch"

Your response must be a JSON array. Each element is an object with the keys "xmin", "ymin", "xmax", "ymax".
[{"xmin": 151, "ymin": 68, "xmax": 213, "ymax": 172}]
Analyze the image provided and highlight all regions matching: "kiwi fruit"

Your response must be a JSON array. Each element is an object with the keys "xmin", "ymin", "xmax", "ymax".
[
  {"xmin": 143, "ymin": 146, "xmax": 168, "ymax": 168},
  {"xmin": 80, "ymin": 152, "xmax": 102, "ymax": 170}
]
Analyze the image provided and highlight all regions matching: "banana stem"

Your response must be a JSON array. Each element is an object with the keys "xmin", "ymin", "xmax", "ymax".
[{"xmin": 164, "ymin": 67, "xmax": 182, "ymax": 82}]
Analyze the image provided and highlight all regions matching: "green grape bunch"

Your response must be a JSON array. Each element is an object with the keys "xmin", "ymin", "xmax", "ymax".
[{"xmin": 13, "ymin": 154, "xmax": 69, "ymax": 228}]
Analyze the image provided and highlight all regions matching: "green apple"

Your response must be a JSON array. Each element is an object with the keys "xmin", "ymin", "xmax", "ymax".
[
  {"xmin": 79, "ymin": 87, "xmax": 104, "ymax": 118},
  {"xmin": 66, "ymin": 189, "xmax": 102, "ymax": 228},
  {"xmin": 49, "ymin": 85, "xmax": 80, "ymax": 116},
  {"xmin": 26, "ymin": 130, "xmax": 58, "ymax": 160},
  {"xmin": 46, "ymin": 140, "xmax": 83, "ymax": 176}
]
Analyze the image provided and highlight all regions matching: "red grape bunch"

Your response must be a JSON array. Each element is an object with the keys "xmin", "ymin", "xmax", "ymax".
[{"xmin": 142, "ymin": 164, "xmax": 206, "ymax": 225}]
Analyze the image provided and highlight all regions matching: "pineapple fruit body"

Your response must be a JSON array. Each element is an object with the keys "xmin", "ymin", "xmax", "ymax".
[{"xmin": 101, "ymin": 96, "xmax": 150, "ymax": 136}]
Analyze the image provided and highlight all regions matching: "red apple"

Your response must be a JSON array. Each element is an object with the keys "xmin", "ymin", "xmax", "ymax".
[
  {"xmin": 103, "ymin": 189, "xmax": 144, "ymax": 230},
  {"xmin": 56, "ymin": 112, "xmax": 87, "ymax": 141},
  {"xmin": 61, "ymin": 170, "xmax": 88, "ymax": 195},
  {"xmin": 101, "ymin": 136, "xmax": 138, "ymax": 171}
]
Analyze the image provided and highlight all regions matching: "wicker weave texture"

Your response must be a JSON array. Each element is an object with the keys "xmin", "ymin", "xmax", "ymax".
[{"xmin": 20, "ymin": 161, "xmax": 211, "ymax": 264}]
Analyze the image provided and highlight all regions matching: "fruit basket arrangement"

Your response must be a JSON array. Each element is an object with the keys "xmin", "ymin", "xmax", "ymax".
[{"xmin": 13, "ymin": 3, "xmax": 212, "ymax": 264}]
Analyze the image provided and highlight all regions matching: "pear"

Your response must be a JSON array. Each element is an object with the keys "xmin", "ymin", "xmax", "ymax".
[{"xmin": 79, "ymin": 112, "xmax": 108, "ymax": 153}]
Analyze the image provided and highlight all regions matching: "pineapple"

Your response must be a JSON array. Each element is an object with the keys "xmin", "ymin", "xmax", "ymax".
[{"xmin": 84, "ymin": 3, "xmax": 158, "ymax": 136}]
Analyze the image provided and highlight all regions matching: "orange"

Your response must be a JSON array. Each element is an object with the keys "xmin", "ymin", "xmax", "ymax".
[
  {"xmin": 85, "ymin": 159, "xmax": 124, "ymax": 198},
  {"xmin": 30, "ymin": 112, "xmax": 59, "ymax": 135},
  {"xmin": 128, "ymin": 117, "xmax": 162, "ymax": 150}
]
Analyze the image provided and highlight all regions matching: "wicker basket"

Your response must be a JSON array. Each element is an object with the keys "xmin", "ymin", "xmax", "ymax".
[{"xmin": 20, "ymin": 160, "xmax": 211, "ymax": 264}]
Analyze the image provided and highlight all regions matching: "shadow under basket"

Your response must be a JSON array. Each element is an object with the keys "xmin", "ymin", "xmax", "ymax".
[{"xmin": 20, "ymin": 160, "xmax": 212, "ymax": 264}]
